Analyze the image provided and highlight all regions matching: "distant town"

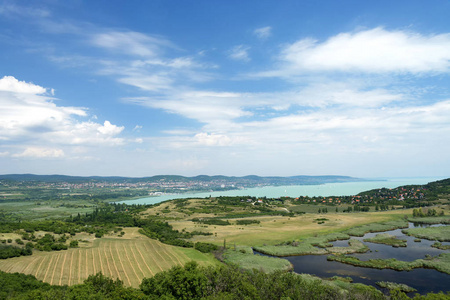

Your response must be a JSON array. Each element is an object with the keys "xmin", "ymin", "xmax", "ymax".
[{"xmin": 0, "ymin": 174, "xmax": 365, "ymax": 202}]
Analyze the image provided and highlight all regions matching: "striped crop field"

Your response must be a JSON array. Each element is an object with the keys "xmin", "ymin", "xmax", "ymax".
[{"xmin": 0, "ymin": 228, "xmax": 217, "ymax": 287}]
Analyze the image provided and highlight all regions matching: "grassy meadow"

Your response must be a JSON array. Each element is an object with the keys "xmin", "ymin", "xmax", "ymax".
[
  {"xmin": 0, "ymin": 228, "xmax": 217, "ymax": 287},
  {"xmin": 403, "ymin": 225, "xmax": 450, "ymax": 242},
  {"xmin": 327, "ymin": 253, "xmax": 450, "ymax": 275},
  {"xmin": 0, "ymin": 200, "xmax": 95, "ymax": 221},
  {"xmin": 364, "ymin": 233, "xmax": 407, "ymax": 247},
  {"xmin": 142, "ymin": 198, "xmax": 418, "ymax": 246},
  {"xmin": 223, "ymin": 246, "xmax": 293, "ymax": 273}
]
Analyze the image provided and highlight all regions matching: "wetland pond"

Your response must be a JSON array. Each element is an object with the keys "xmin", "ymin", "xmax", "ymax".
[{"xmin": 256, "ymin": 223, "xmax": 450, "ymax": 295}]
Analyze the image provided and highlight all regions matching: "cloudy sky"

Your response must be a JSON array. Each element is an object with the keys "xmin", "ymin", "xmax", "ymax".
[{"xmin": 1, "ymin": 0, "xmax": 450, "ymax": 178}]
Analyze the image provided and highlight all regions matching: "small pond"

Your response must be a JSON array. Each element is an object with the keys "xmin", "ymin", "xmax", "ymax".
[{"xmin": 256, "ymin": 223, "xmax": 450, "ymax": 295}]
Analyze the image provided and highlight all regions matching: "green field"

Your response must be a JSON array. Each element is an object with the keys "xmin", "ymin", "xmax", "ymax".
[
  {"xmin": 327, "ymin": 253, "xmax": 450, "ymax": 275},
  {"xmin": 223, "ymin": 246, "xmax": 293, "ymax": 273},
  {"xmin": 364, "ymin": 233, "xmax": 407, "ymax": 247},
  {"xmin": 0, "ymin": 201, "xmax": 95, "ymax": 221},
  {"xmin": 402, "ymin": 225, "xmax": 450, "ymax": 242},
  {"xmin": 0, "ymin": 228, "xmax": 217, "ymax": 287}
]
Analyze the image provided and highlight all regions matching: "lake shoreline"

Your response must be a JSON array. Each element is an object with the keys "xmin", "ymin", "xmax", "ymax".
[{"xmin": 117, "ymin": 177, "xmax": 444, "ymax": 205}]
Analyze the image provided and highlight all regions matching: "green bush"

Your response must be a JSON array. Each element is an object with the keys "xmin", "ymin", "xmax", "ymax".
[{"xmin": 194, "ymin": 242, "xmax": 218, "ymax": 253}]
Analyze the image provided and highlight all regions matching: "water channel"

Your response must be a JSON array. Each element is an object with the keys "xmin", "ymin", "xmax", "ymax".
[{"xmin": 256, "ymin": 223, "xmax": 450, "ymax": 295}]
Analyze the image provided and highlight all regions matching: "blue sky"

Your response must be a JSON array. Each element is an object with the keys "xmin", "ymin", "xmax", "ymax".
[{"xmin": 1, "ymin": 0, "xmax": 450, "ymax": 177}]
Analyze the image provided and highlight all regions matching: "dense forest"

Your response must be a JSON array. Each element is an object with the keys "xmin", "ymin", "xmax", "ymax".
[{"xmin": 1, "ymin": 262, "xmax": 450, "ymax": 299}]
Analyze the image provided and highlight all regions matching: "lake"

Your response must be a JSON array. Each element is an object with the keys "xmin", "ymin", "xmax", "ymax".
[
  {"xmin": 119, "ymin": 177, "xmax": 445, "ymax": 205},
  {"xmin": 256, "ymin": 223, "xmax": 450, "ymax": 295}
]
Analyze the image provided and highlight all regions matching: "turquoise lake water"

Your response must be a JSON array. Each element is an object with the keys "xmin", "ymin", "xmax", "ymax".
[{"xmin": 119, "ymin": 177, "xmax": 446, "ymax": 205}]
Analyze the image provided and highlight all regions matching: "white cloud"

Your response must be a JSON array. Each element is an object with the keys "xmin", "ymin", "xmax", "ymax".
[
  {"xmin": 194, "ymin": 132, "xmax": 233, "ymax": 146},
  {"xmin": 289, "ymin": 82, "xmax": 403, "ymax": 108},
  {"xmin": 91, "ymin": 31, "xmax": 173, "ymax": 57},
  {"xmin": 0, "ymin": 76, "xmax": 47, "ymax": 94},
  {"xmin": 0, "ymin": 76, "xmax": 125, "ymax": 148},
  {"xmin": 126, "ymin": 91, "xmax": 252, "ymax": 128},
  {"xmin": 51, "ymin": 121, "xmax": 125, "ymax": 146},
  {"xmin": 97, "ymin": 121, "xmax": 124, "ymax": 135},
  {"xmin": 278, "ymin": 27, "xmax": 450, "ymax": 74},
  {"xmin": 13, "ymin": 147, "xmax": 64, "ymax": 158},
  {"xmin": 118, "ymin": 75, "xmax": 173, "ymax": 92},
  {"xmin": 0, "ymin": 3, "xmax": 50, "ymax": 18},
  {"xmin": 228, "ymin": 45, "xmax": 250, "ymax": 61},
  {"xmin": 254, "ymin": 26, "xmax": 272, "ymax": 39}
]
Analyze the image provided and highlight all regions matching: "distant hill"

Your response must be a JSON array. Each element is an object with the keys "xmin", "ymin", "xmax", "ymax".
[{"xmin": 0, "ymin": 174, "xmax": 367, "ymax": 186}]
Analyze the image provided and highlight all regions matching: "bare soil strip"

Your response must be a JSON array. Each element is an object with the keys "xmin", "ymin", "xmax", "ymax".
[
  {"xmin": 91, "ymin": 249, "xmax": 97, "ymax": 274},
  {"xmin": 133, "ymin": 241, "xmax": 155, "ymax": 276},
  {"xmin": 68, "ymin": 251, "xmax": 74, "ymax": 285},
  {"xmin": 121, "ymin": 242, "xmax": 139, "ymax": 284},
  {"xmin": 85, "ymin": 248, "xmax": 88, "ymax": 279},
  {"xmin": 23, "ymin": 256, "xmax": 40, "ymax": 274},
  {"xmin": 173, "ymin": 248, "xmax": 192, "ymax": 262},
  {"xmin": 5, "ymin": 261, "xmax": 16, "ymax": 272},
  {"xmin": 50, "ymin": 253, "xmax": 62, "ymax": 285},
  {"xmin": 77, "ymin": 249, "xmax": 81, "ymax": 284},
  {"xmin": 115, "ymin": 242, "xmax": 131, "ymax": 286},
  {"xmin": 59, "ymin": 252, "xmax": 68, "ymax": 285},
  {"xmin": 162, "ymin": 245, "xmax": 183, "ymax": 266},
  {"xmin": 146, "ymin": 240, "xmax": 170, "ymax": 270},
  {"xmin": 97, "ymin": 247, "xmax": 104, "ymax": 275},
  {"xmin": 103, "ymin": 242, "xmax": 114, "ymax": 277},
  {"xmin": 129, "ymin": 242, "xmax": 147, "ymax": 277},
  {"xmin": 108, "ymin": 241, "xmax": 120, "ymax": 279},
  {"xmin": 34, "ymin": 256, "xmax": 48, "ymax": 278},
  {"xmin": 143, "ymin": 240, "xmax": 165, "ymax": 272},
  {"xmin": 43, "ymin": 255, "xmax": 55, "ymax": 282}
]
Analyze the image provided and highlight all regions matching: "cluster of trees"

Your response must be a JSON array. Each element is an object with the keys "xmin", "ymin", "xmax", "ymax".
[
  {"xmin": 375, "ymin": 205, "xmax": 393, "ymax": 211},
  {"xmin": 353, "ymin": 205, "xmax": 371, "ymax": 212},
  {"xmin": 141, "ymin": 261, "xmax": 386, "ymax": 300},
  {"xmin": 34, "ymin": 234, "xmax": 68, "ymax": 251},
  {"xmin": 236, "ymin": 219, "xmax": 260, "ymax": 225},
  {"xmin": 0, "ymin": 244, "xmax": 32, "ymax": 259},
  {"xmin": 194, "ymin": 242, "xmax": 218, "ymax": 253},
  {"xmin": 137, "ymin": 218, "xmax": 196, "ymax": 248},
  {"xmin": 1, "ymin": 263, "xmax": 450, "ymax": 299},
  {"xmin": 412, "ymin": 208, "xmax": 444, "ymax": 218},
  {"xmin": 191, "ymin": 218, "xmax": 231, "ymax": 226}
]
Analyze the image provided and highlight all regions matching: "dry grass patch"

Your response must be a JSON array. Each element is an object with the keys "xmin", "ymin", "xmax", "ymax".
[{"xmin": 169, "ymin": 212, "xmax": 404, "ymax": 246}]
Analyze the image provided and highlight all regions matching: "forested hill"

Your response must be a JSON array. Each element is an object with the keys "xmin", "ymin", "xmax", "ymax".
[
  {"xmin": 0, "ymin": 174, "xmax": 365, "ymax": 185},
  {"xmin": 356, "ymin": 177, "xmax": 450, "ymax": 203}
]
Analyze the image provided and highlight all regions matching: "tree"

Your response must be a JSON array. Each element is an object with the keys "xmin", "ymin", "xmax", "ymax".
[{"xmin": 140, "ymin": 261, "xmax": 208, "ymax": 299}]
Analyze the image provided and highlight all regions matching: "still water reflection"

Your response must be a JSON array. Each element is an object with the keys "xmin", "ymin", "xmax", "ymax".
[{"xmin": 256, "ymin": 223, "xmax": 450, "ymax": 295}]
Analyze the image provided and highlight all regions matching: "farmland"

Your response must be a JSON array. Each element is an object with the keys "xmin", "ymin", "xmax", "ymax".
[{"xmin": 0, "ymin": 228, "xmax": 217, "ymax": 287}]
